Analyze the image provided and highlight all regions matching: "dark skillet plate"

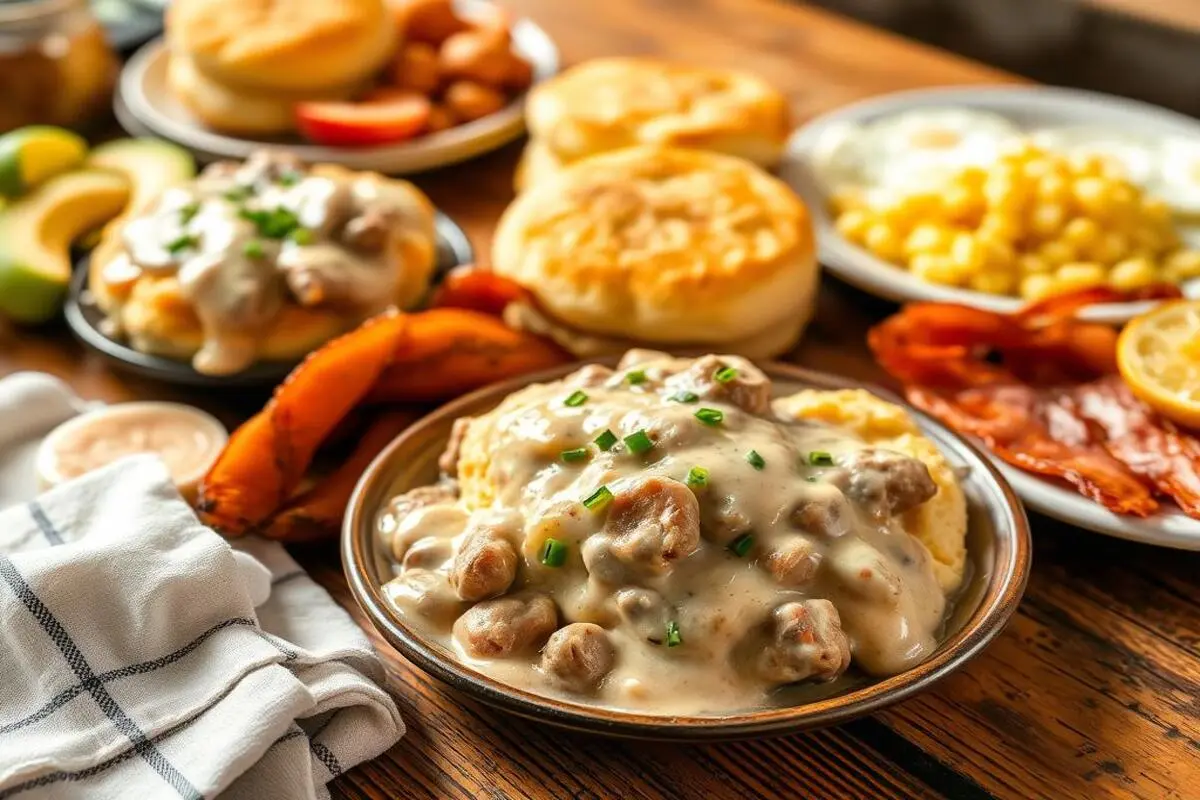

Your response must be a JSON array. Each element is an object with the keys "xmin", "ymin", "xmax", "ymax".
[
  {"xmin": 66, "ymin": 211, "xmax": 474, "ymax": 388},
  {"xmin": 344, "ymin": 361, "xmax": 1032, "ymax": 741}
]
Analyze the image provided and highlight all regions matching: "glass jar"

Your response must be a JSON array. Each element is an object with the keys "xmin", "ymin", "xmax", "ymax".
[{"xmin": 0, "ymin": 0, "xmax": 119, "ymax": 133}]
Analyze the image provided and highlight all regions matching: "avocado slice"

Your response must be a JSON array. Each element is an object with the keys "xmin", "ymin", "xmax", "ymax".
[
  {"xmin": 0, "ymin": 126, "xmax": 89, "ymax": 197},
  {"xmin": 86, "ymin": 138, "xmax": 196, "ymax": 217},
  {"xmin": 0, "ymin": 170, "xmax": 130, "ymax": 324}
]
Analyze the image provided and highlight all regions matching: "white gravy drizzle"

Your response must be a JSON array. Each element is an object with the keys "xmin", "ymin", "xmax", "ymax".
[
  {"xmin": 104, "ymin": 151, "xmax": 412, "ymax": 375},
  {"xmin": 378, "ymin": 354, "xmax": 951, "ymax": 715}
]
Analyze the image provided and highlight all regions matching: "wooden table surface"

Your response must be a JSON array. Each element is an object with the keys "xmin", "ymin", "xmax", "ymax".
[{"xmin": 3, "ymin": 1, "xmax": 1199, "ymax": 798}]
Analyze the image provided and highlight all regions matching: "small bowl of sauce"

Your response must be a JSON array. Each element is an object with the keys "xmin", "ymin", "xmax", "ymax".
[{"xmin": 37, "ymin": 401, "xmax": 228, "ymax": 500}]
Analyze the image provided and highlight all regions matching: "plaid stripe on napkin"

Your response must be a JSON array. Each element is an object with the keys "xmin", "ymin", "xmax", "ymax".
[{"xmin": 0, "ymin": 375, "xmax": 404, "ymax": 800}]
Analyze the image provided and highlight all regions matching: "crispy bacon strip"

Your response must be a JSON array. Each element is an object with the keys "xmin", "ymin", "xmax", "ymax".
[
  {"xmin": 909, "ymin": 386, "xmax": 1159, "ymax": 516},
  {"xmin": 871, "ymin": 288, "xmax": 1197, "ymax": 519},
  {"xmin": 1070, "ymin": 377, "xmax": 1200, "ymax": 517}
]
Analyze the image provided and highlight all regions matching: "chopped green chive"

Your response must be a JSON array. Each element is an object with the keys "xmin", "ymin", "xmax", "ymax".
[
  {"xmin": 179, "ymin": 202, "xmax": 200, "ymax": 224},
  {"xmin": 694, "ymin": 408, "xmax": 724, "ymax": 426},
  {"xmin": 714, "ymin": 366, "xmax": 739, "ymax": 383},
  {"xmin": 808, "ymin": 451, "xmax": 835, "ymax": 466},
  {"xmin": 561, "ymin": 447, "xmax": 589, "ymax": 463},
  {"xmin": 624, "ymin": 430, "xmax": 654, "ymax": 455},
  {"xmin": 806, "ymin": 475, "xmax": 820, "ymax": 483},
  {"xmin": 665, "ymin": 620, "xmax": 682, "ymax": 648},
  {"xmin": 729, "ymin": 533, "xmax": 755, "ymax": 557},
  {"xmin": 540, "ymin": 538, "xmax": 567, "ymax": 567},
  {"xmin": 670, "ymin": 391, "xmax": 699, "ymax": 403},
  {"xmin": 239, "ymin": 206, "xmax": 300, "ymax": 239},
  {"xmin": 166, "ymin": 234, "xmax": 198, "ymax": 254},
  {"xmin": 583, "ymin": 485, "xmax": 613, "ymax": 511},
  {"xmin": 745, "ymin": 450, "xmax": 765, "ymax": 470},
  {"xmin": 685, "ymin": 466, "xmax": 709, "ymax": 489},
  {"xmin": 277, "ymin": 170, "xmax": 301, "ymax": 187},
  {"xmin": 593, "ymin": 429, "xmax": 618, "ymax": 451},
  {"xmin": 223, "ymin": 185, "xmax": 253, "ymax": 202},
  {"xmin": 288, "ymin": 228, "xmax": 315, "ymax": 245},
  {"xmin": 564, "ymin": 390, "xmax": 588, "ymax": 407},
  {"xmin": 626, "ymin": 369, "xmax": 647, "ymax": 385},
  {"xmin": 242, "ymin": 240, "xmax": 266, "ymax": 259}
]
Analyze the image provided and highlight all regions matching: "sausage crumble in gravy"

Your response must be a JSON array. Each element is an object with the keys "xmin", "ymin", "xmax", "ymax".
[{"xmin": 378, "ymin": 351, "xmax": 967, "ymax": 714}]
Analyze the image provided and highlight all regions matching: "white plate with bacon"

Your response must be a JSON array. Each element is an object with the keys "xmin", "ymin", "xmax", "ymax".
[
  {"xmin": 871, "ymin": 289, "xmax": 1200, "ymax": 550},
  {"xmin": 996, "ymin": 465, "xmax": 1200, "ymax": 549}
]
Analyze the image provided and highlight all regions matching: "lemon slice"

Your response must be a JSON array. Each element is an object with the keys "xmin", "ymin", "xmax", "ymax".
[{"xmin": 1117, "ymin": 300, "xmax": 1200, "ymax": 429}]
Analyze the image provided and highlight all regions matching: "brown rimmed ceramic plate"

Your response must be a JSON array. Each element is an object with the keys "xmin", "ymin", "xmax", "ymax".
[{"xmin": 343, "ymin": 362, "xmax": 1031, "ymax": 741}]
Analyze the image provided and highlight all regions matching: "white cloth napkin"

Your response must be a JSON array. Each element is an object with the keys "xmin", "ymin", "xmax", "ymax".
[{"xmin": 0, "ymin": 373, "xmax": 404, "ymax": 800}]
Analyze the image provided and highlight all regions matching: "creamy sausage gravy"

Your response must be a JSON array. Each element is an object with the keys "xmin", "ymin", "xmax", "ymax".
[
  {"xmin": 378, "ymin": 352, "xmax": 956, "ymax": 715},
  {"xmin": 100, "ymin": 151, "xmax": 432, "ymax": 375}
]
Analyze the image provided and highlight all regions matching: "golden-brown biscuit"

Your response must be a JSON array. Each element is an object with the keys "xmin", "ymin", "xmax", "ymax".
[
  {"xmin": 167, "ymin": 53, "xmax": 341, "ymax": 136},
  {"xmin": 513, "ymin": 140, "xmax": 567, "ymax": 192},
  {"xmin": 167, "ymin": 0, "xmax": 396, "ymax": 93},
  {"xmin": 493, "ymin": 146, "xmax": 817, "ymax": 352},
  {"xmin": 526, "ymin": 58, "xmax": 789, "ymax": 169}
]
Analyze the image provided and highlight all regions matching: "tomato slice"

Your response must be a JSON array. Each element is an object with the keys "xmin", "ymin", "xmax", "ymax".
[{"xmin": 295, "ymin": 90, "xmax": 432, "ymax": 147}]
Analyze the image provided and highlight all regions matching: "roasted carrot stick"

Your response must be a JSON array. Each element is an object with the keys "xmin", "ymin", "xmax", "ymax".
[
  {"xmin": 368, "ymin": 307, "xmax": 569, "ymax": 403},
  {"xmin": 264, "ymin": 410, "xmax": 420, "ymax": 542},
  {"xmin": 197, "ymin": 311, "xmax": 411, "ymax": 535},
  {"xmin": 427, "ymin": 266, "xmax": 531, "ymax": 316}
]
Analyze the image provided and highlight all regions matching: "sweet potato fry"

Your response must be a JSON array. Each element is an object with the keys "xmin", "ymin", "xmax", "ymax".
[
  {"xmin": 428, "ymin": 265, "xmax": 531, "ymax": 316},
  {"xmin": 264, "ymin": 410, "xmax": 420, "ymax": 542},
  {"xmin": 368, "ymin": 307, "xmax": 570, "ymax": 403},
  {"xmin": 197, "ymin": 311, "xmax": 411, "ymax": 535}
]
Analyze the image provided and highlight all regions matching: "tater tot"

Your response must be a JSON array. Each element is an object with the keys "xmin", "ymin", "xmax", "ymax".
[{"xmin": 443, "ymin": 80, "xmax": 508, "ymax": 121}]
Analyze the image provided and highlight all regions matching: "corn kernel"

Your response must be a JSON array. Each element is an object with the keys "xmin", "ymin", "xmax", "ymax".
[
  {"xmin": 1062, "ymin": 217, "xmax": 1101, "ymax": 249},
  {"xmin": 903, "ymin": 223, "xmax": 954, "ymax": 257},
  {"xmin": 950, "ymin": 233, "xmax": 986, "ymax": 272},
  {"xmin": 1018, "ymin": 254, "xmax": 1052, "ymax": 274},
  {"xmin": 881, "ymin": 193, "xmax": 942, "ymax": 227},
  {"xmin": 978, "ymin": 212, "xmax": 1022, "ymax": 243},
  {"xmin": 1109, "ymin": 258, "xmax": 1159, "ymax": 291},
  {"xmin": 1164, "ymin": 249, "xmax": 1200, "ymax": 281},
  {"xmin": 864, "ymin": 223, "xmax": 904, "ymax": 262},
  {"xmin": 983, "ymin": 174, "xmax": 1027, "ymax": 213},
  {"xmin": 1140, "ymin": 196, "xmax": 1171, "ymax": 225},
  {"xmin": 1131, "ymin": 226, "xmax": 1170, "ymax": 256},
  {"xmin": 1028, "ymin": 203, "xmax": 1067, "ymax": 239},
  {"xmin": 1072, "ymin": 177, "xmax": 1112, "ymax": 216},
  {"xmin": 1087, "ymin": 231, "xmax": 1129, "ymax": 265},
  {"xmin": 1037, "ymin": 173, "xmax": 1072, "ymax": 204},
  {"xmin": 968, "ymin": 271, "xmax": 1017, "ymax": 295},
  {"xmin": 1055, "ymin": 261, "xmax": 1108, "ymax": 290},
  {"xmin": 910, "ymin": 253, "xmax": 966, "ymax": 286},
  {"xmin": 1019, "ymin": 274, "xmax": 1057, "ymax": 301},
  {"xmin": 981, "ymin": 238, "xmax": 1016, "ymax": 271},
  {"xmin": 835, "ymin": 210, "xmax": 873, "ymax": 243},
  {"xmin": 943, "ymin": 184, "xmax": 984, "ymax": 224},
  {"xmin": 1039, "ymin": 239, "xmax": 1077, "ymax": 267}
]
